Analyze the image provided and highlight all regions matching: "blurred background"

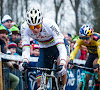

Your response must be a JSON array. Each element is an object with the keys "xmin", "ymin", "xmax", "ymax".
[{"xmin": 0, "ymin": 0, "xmax": 100, "ymax": 35}]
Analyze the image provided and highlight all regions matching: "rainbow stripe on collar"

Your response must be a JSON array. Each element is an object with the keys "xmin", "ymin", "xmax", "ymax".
[{"xmin": 38, "ymin": 36, "xmax": 54, "ymax": 44}]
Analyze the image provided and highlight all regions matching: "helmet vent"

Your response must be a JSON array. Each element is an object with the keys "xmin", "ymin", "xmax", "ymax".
[
  {"xmin": 35, "ymin": 10, "xmax": 37, "ymax": 14},
  {"xmin": 39, "ymin": 13, "xmax": 40, "ymax": 16},
  {"xmin": 28, "ymin": 20, "xmax": 30, "ymax": 24},
  {"xmin": 31, "ymin": 17, "xmax": 33, "ymax": 23},
  {"xmin": 35, "ymin": 16, "xmax": 37, "ymax": 23},
  {"xmin": 38, "ymin": 19, "xmax": 40, "ymax": 23},
  {"xmin": 31, "ymin": 11, "xmax": 32, "ymax": 14}
]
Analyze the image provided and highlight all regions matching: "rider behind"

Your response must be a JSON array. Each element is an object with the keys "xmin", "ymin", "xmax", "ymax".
[
  {"xmin": 21, "ymin": 8, "xmax": 70, "ymax": 89},
  {"xmin": 69, "ymin": 24, "xmax": 100, "ymax": 89}
]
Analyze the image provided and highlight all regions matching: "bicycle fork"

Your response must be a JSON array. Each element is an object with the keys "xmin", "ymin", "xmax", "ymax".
[{"xmin": 38, "ymin": 72, "xmax": 47, "ymax": 90}]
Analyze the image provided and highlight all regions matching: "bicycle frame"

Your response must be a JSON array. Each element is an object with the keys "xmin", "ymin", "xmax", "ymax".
[
  {"xmin": 38, "ymin": 69, "xmax": 59, "ymax": 90},
  {"xmin": 68, "ymin": 62, "xmax": 99, "ymax": 90},
  {"xmin": 28, "ymin": 60, "xmax": 62, "ymax": 90},
  {"xmin": 79, "ymin": 70, "xmax": 98, "ymax": 90}
]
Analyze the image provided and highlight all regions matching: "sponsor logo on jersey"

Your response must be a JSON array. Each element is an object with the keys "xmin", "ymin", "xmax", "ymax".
[{"xmin": 50, "ymin": 25, "xmax": 60, "ymax": 35}]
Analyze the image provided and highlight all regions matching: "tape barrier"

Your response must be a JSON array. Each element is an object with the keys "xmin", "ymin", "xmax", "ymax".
[
  {"xmin": 0, "ymin": 53, "xmax": 39, "ymax": 62},
  {"xmin": 0, "ymin": 53, "xmax": 86, "ymax": 64},
  {"xmin": 73, "ymin": 59, "xmax": 86, "ymax": 65}
]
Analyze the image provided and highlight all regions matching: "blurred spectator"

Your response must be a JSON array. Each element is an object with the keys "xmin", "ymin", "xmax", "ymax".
[
  {"xmin": 67, "ymin": 33, "xmax": 72, "ymax": 42},
  {"xmin": 15, "ymin": 37, "xmax": 22, "ymax": 55},
  {"xmin": 4, "ymin": 60, "xmax": 19, "ymax": 90},
  {"xmin": 63, "ymin": 33, "xmax": 69, "ymax": 40},
  {"xmin": 63, "ymin": 33, "xmax": 72, "ymax": 42},
  {"xmin": 7, "ymin": 42, "xmax": 19, "ymax": 55},
  {"xmin": 63, "ymin": 33, "xmax": 71, "ymax": 50},
  {"xmin": 30, "ymin": 38, "xmax": 38, "ymax": 44},
  {"xmin": 3, "ymin": 42, "xmax": 20, "ymax": 90},
  {"xmin": 79, "ymin": 45, "xmax": 88, "ymax": 60},
  {"xmin": 4, "ymin": 36, "xmax": 10, "ymax": 53},
  {"xmin": 30, "ymin": 44, "xmax": 40, "ymax": 57},
  {"xmin": 9, "ymin": 26, "xmax": 19, "ymax": 43},
  {"xmin": 0, "ymin": 25, "xmax": 8, "ymax": 53},
  {"xmin": 71, "ymin": 35, "xmax": 81, "ymax": 59},
  {"xmin": 28, "ymin": 44, "xmax": 40, "ymax": 90},
  {"xmin": 1, "ymin": 15, "xmax": 12, "ymax": 35}
]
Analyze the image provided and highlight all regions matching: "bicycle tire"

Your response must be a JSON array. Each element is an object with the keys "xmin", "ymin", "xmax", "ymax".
[{"xmin": 77, "ymin": 82, "xmax": 83, "ymax": 90}]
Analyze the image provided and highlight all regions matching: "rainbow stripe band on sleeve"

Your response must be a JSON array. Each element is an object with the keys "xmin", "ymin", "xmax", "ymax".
[
  {"xmin": 22, "ymin": 44, "xmax": 30, "ymax": 48},
  {"xmin": 67, "ymin": 55, "xmax": 70, "ymax": 59},
  {"xmin": 38, "ymin": 37, "xmax": 54, "ymax": 44},
  {"xmin": 56, "ymin": 42, "xmax": 64, "ymax": 47}
]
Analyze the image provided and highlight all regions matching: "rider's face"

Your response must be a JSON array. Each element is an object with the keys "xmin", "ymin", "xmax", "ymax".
[
  {"xmin": 82, "ymin": 36, "xmax": 92, "ymax": 45},
  {"xmin": 30, "ymin": 27, "xmax": 42, "ymax": 35}
]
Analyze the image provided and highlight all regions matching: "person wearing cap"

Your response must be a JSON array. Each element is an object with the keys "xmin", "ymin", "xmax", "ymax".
[
  {"xmin": 30, "ymin": 44, "xmax": 40, "ymax": 57},
  {"xmin": 15, "ymin": 37, "xmax": 22, "ymax": 56},
  {"xmin": 8, "ymin": 42, "xmax": 19, "ymax": 55},
  {"xmin": 0, "ymin": 25, "xmax": 8, "ymax": 53},
  {"xmin": 9, "ymin": 26, "xmax": 19, "ymax": 43},
  {"xmin": 28, "ymin": 44, "xmax": 40, "ymax": 90},
  {"xmin": 4, "ymin": 42, "xmax": 19, "ymax": 90},
  {"xmin": 1, "ymin": 15, "xmax": 12, "ymax": 35}
]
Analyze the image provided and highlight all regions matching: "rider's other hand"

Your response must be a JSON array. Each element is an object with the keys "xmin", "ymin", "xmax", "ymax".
[
  {"xmin": 22, "ymin": 62, "xmax": 28, "ymax": 69},
  {"xmin": 58, "ymin": 65, "xmax": 66, "ymax": 76},
  {"xmin": 94, "ymin": 64, "xmax": 99, "ymax": 72},
  {"xmin": 19, "ymin": 63, "xmax": 24, "ymax": 71},
  {"xmin": 68, "ymin": 59, "xmax": 74, "ymax": 69}
]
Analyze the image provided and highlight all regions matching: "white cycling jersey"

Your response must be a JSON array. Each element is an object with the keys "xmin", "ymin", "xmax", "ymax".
[{"xmin": 21, "ymin": 18, "xmax": 67, "ymax": 63}]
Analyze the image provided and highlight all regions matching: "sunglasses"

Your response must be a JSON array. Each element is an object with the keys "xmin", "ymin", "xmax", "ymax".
[
  {"xmin": 29, "ymin": 24, "xmax": 42, "ymax": 29},
  {"xmin": 79, "ymin": 36, "xmax": 90, "ymax": 40}
]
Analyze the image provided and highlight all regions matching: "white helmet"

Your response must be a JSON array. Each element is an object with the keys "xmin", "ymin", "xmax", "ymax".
[{"xmin": 26, "ymin": 8, "xmax": 43, "ymax": 26}]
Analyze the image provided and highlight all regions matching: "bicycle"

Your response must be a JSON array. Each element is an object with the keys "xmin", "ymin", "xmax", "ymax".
[
  {"xmin": 68, "ymin": 62, "xmax": 99, "ymax": 90},
  {"xmin": 27, "ymin": 60, "xmax": 63, "ymax": 90}
]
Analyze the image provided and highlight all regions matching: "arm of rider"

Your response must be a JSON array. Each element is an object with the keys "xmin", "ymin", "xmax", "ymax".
[
  {"xmin": 94, "ymin": 64, "xmax": 99, "ymax": 72},
  {"xmin": 68, "ymin": 59, "xmax": 74, "ymax": 69},
  {"xmin": 58, "ymin": 59, "xmax": 67, "ymax": 76},
  {"xmin": 94, "ymin": 59, "xmax": 100, "ymax": 72}
]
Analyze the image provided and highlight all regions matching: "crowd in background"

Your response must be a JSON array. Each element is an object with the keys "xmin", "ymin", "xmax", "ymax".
[{"xmin": 0, "ymin": 15, "xmax": 88, "ymax": 90}]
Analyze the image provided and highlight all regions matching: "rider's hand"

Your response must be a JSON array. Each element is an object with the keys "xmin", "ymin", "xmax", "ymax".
[
  {"xmin": 68, "ymin": 59, "xmax": 74, "ymax": 69},
  {"xmin": 94, "ymin": 64, "xmax": 99, "ymax": 72},
  {"xmin": 58, "ymin": 65, "xmax": 66, "ymax": 76},
  {"xmin": 19, "ymin": 62, "xmax": 28, "ymax": 71},
  {"xmin": 19, "ymin": 63, "xmax": 24, "ymax": 71},
  {"xmin": 22, "ymin": 62, "xmax": 28, "ymax": 69}
]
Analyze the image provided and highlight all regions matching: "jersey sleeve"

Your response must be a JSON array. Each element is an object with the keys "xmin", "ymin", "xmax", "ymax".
[
  {"xmin": 70, "ymin": 39, "xmax": 82, "ymax": 60},
  {"xmin": 96, "ymin": 39, "xmax": 100, "ymax": 65},
  {"xmin": 47, "ymin": 19, "xmax": 68, "ymax": 63},
  {"xmin": 21, "ymin": 24, "xmax": 30, "ymax": 62}
]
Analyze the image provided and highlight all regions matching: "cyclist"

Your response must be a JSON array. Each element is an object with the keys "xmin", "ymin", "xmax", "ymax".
[
  {"xmin": 69, "ymin": 24, "xmax": 100, "ymax": 89},
  {"xmin": 21, "ymin": 7, "xmax": 70, "ymax": 89}
]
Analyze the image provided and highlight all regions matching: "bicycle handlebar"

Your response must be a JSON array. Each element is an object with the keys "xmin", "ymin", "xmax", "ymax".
[
  {"xmin": 26, "ymin": 66, "xmax": 61, "ymax": 72},
  {"xmin": 68, "ymin": 62, "xmax": 94, "ymax": 71}
]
